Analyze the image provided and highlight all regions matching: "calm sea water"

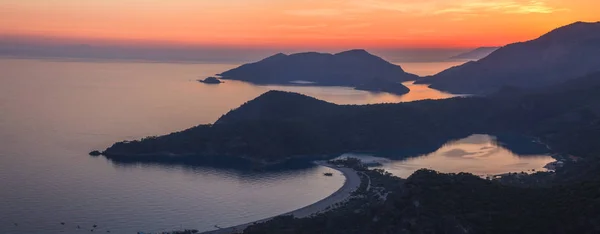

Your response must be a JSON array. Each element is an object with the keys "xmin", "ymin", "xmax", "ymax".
[
  {"xmin": 0, "ymin": 58, "xmax": 538, "ymax": 233},
  {"xmin": 398, "ymin": 61, "xmax": 466, "ymax": 76}
]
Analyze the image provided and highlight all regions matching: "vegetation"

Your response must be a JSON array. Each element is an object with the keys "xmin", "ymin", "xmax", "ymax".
[
  {"xmin": 244, "ymin": 158, "xmax": 404, "ymax": 234},
  {"xmin": 241, "ymin": 169, "xmax": 600, "ymax": 234}
]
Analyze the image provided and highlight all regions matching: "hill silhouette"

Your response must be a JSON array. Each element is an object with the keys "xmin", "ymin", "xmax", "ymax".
[
  {"xmin": 100, "ymin": 72, "xmax": 600, "ymax": 167},
  {"xmin": 417, "ymin": 21, "xmax": 600, "ymax": 95},
  {"xmin": 243, "ymin": 168, "xmax": 600, "ymax": 234},
  {"xmin": 215, "ymin": 91, "xmax": 339, "ymax": 125},
  {"xmin": 219, "ymin": 49, "xmax": 419, "ymax": 87}
]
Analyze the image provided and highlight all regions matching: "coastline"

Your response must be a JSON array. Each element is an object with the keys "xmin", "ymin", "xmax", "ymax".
[{"xmin": 202, "ymin": 161, "xmax": 361, "ymax": 234}]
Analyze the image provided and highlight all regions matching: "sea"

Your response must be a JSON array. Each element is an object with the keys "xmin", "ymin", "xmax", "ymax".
[{"xmin": 0, "ymin": 58, "xmax": 554, "ymax": 233}]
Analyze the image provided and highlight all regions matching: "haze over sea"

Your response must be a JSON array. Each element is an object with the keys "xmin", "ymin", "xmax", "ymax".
[{"xmin": 0, "ymin": 57, "xmax": 552, "ymax": 233}]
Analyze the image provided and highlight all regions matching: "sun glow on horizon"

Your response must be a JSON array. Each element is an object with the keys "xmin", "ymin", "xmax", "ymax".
[{"xmin": 1, "ymin": 0, "xmax": 598, "ymax": 48}]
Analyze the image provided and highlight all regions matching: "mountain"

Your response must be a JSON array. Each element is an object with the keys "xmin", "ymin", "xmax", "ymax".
[
  {"xmin": 218, "ymin": 49, "xmax": 419, "ymax": 86},
  {"xmin": 449, "ymin": 47, "xmax": 500, "ymax": 60},
  {"xmin": 417, "ymin": 21, "xmax": 600, "ymax": 95}
]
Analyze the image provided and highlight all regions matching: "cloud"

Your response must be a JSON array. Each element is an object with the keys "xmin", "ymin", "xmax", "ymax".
[
  {"xmin": 339, "ymin": 23, "xmax": 372, "ymax": 29},
  {"xmin": 286, "ymin": 0, "xmax": 569, "ymax": 16},
  {"xmin": 280, "ymin": 0, "xmax": 569, "ymax": 32},
  {"xmin": 433, "ymin": 0, "xmax": 568, "ymax": 15},
  {"xmin": 406, "ymin": 29, "xmax": 437, "ymax": 35},
  {"xmin": 284, "ymin": 8, "xmax": 344, "ymax": 16},
  {"xmin": 349, "ymin": 0, "xmax": 435, "ymax": 13},
  {"xmin": 271, "ymin": 24, "xmax": 329, "ymax": 29}
]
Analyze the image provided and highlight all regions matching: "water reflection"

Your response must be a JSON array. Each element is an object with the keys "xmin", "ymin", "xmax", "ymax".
[
  {"xmin": 339, "ymin": 135, "xmax": 556, "ymax": 178},
  {"xmin": 106, "ymin": 153, "xmax": 320, "ymax": 174},
  {"xmin": 399, "ymin": 81, "xmax": 458, "ymax": 102}
]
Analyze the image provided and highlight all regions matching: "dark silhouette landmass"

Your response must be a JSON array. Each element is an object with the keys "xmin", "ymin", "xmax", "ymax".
[
  {"xmin": 218, "ymin": 49, "xmax": 419, "ymax": 87},
  {"xmin": 417, "ymin": 21, "xmax": 600, "ymax": 95},
  {"xmin": 98, "ymin": 71, "xmax": 600, "ymax": 170},
  {"xmin": 449, "ymin": 46, "xmax": 500, "ymax": 60},
  {"xmin": 242, "ymin": 167, "xmax": 600, "ymax": 234},
  {"xmin": 354, "ymin": 78, "xmax": 410, "ymax": 95},
  {"xmin": 198, "ymin": 77, "xmax": 223, "ymax": 84}
]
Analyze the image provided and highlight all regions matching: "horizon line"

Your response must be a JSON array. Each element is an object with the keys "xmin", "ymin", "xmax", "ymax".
[{"xmin": 0, "ymin": 33, "xmax": 502, "ymax": 50}]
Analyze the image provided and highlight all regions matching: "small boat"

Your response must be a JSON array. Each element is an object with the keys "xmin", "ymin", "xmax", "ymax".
[{"xmin": 323, "ymin": 172, "xmax": 333, "ymax": 176}]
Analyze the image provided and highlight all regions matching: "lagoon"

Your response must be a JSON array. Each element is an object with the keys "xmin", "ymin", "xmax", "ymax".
[{"xmin": 339, "ymin": 135, "xmax": 556, "ymax": 179}]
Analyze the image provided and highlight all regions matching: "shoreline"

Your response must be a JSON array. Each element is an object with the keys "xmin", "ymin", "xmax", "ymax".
[{"xmin": 201, "ymin": 161, "xmax": 361, "ymax": 234}]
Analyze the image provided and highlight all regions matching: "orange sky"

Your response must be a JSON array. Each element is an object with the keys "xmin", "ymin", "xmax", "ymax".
[{"xmin": 1, "ymin": 0, "xmax": 598, "ymax": 48}]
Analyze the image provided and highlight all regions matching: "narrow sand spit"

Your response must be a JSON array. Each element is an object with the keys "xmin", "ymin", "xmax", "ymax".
[{"xmin": 202, "ymin": 161, "xmax": 361, "ymax": 234}]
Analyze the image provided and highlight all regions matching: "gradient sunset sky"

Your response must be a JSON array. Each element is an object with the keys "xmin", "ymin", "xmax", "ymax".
[{"xmin": 1, "ymin": 0, "xmax": 598, "ymax": 48}]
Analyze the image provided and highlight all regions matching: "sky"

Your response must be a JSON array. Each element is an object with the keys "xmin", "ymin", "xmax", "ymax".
[{"xmin": 0, "ymin": 0, "xmax": 599, "ymax": 49}]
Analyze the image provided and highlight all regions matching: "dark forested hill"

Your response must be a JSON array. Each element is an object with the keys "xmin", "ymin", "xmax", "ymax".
[
  {"xmin": 417, "ymin": 21, "xmax": 600, "ymax": 95},
  {"xmin": 243, "ymin": 169, "xmax": 600, "ymax": 234},
  {"xmin": 218, "ymin": 49, "xmax": 418, "ymax": 86},
  {"xmin": 100, "ymin": 72, "xmax": 600, "ymax": 167},
  {"xmin": 214, "ymin": 91, "xmax": 339, "ymax": 125}
]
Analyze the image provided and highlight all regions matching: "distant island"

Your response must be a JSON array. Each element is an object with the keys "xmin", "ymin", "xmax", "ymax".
[
  {"xmin": 449, "ymin": 47, "xmax": 499, "ymax": 60},
  {"xmin": 417, "ymin": 21, "xmax": 600, "ymax": 95},
  {"xmin": 217, "ymin": 49, "xmax": 418, "ymax": 94},
  {"xmin": 198, "ymin": 77, "xmax": 223, "ymax": 84}
]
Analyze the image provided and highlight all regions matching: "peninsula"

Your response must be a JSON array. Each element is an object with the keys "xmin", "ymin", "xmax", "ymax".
[
  {"xmin": 354, "ymin": 78, "xmax": 410, "ymax": 95},
  {"xmin": 97, "ymin": 71, "xmax": 600, "ymax": 170}
]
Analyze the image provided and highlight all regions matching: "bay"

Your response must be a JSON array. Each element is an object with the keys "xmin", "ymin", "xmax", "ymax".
[{"xmin": 0, "ymin": 58, "xmax": 470, "ymax": 233}]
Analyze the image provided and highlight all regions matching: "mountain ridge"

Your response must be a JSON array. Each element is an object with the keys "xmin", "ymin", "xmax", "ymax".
[{"xmin": 417, "ymin": 21, "xmax": 600, "ymax": 95}]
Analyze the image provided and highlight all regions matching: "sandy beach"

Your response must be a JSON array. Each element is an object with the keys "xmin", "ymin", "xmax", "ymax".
[{"xmin": 202, "ymin": 161, "xmax": 361, "ymax": 234}]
